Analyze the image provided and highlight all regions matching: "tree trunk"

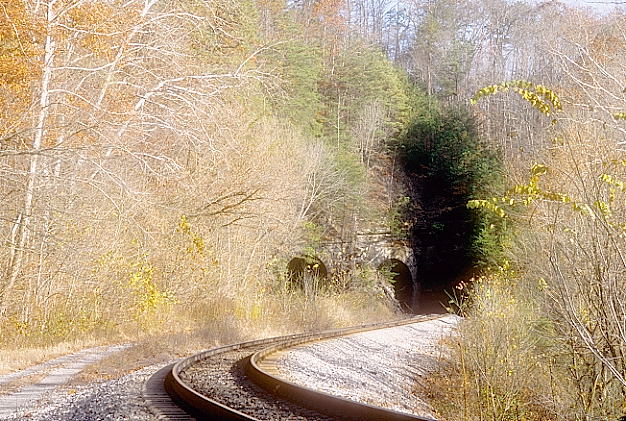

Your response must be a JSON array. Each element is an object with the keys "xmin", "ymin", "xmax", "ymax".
[{"xmin": 0, "ymin": 1, "xmax": 55, "ymax": 317}]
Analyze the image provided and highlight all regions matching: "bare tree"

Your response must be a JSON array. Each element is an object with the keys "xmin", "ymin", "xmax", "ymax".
[{"xmin": 0, "ymin": 0, "xmax": 277, "ymax": 322}]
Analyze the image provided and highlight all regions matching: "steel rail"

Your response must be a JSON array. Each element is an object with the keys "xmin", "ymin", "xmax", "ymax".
[{"xmin": 144, "ymin": 315, "xmax": 444, "ymax": 420}]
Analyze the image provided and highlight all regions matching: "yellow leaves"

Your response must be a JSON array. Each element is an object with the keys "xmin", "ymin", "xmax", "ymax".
[
  {"xmin": 515, "ymin": 89, "xmax": 552, "ymax": 115},
  {"xmin": 600, "ymin": 173, "xmax": 626, "ymax": 192},
  {"xmin": 471, "ymin": 160, "xmax": 626, "ymax": 242},
  {"xmin": 594, "ymin": 200, "xmax": 612, "ymax": 217},
  {"xmin": 9, "ymin": 316, "xmax": 31, "ymax": 337},
  {"xmin": 528, "ymin": 163, "xmax": 550, "ymax": 192},
  {"xmin": 470, "ymin": 80, "xmax": 562, "ymax": 116},
  {"xmin": 128, "ymin": 258, "xmax": 176, "ymax": 317},
  {"xmin": 305, "ymin": 262, "xmax": 320, "ymax": 273},
  {"xmin": 0, "ymin": 1, "xmax": 43, "ymax": 136},
  {"xmin": 179, "ymin": 214, "xmax": 208, "ymax": 257},
  {"xmin": 128, "ymin": 260, "xmax": 154, "ymax": 289},
  {"xmin": 540, "ymin": 191, "xmax": 571, "ymax": 203},
  {"xmin": 468, "ymin": 163, "xmax": 592, "ymax": 225},
  {"xmin": 538, "ymin": 277, "xmax": 548, "ymax": 292},
  {"xmin": 192, "ymin": 237, "xmax": 206, "ymax": 255},
  {"xmin": 471, "ymin": 80, "xmax": 535, "ymax": 101},
  {"xmin": 177, "ymin": 214, "xmax": 219, "ymax": 272},
  {"xmin": 594, "ymin": 173, "xmax": 626, "ymax": 218},
  {"xmin": 613, "ymin": 113, "xmax": 626, "ymax": 121},
  {"xmin": 468, "ymin": 199, "xmax": 507, "ymax": 218},
  {"xmin": 530, "ymin": 163, "xmax": 548, "ymax": 177},
  {"xmin": 178, "ymin": 214, "xmax": 192, "ymax": 235},
  {"xmin": 512, "ymin": 184, "xmax": 538, "ymax": 196},
  {"xmin": 66, "ymin": 2, "xmax": 141, "ymax": 60},
  {"xmin": 571, "ymin": 202, "xmax": 594, "ymax": 217},
  {"xmin": 534, "ymin": 84, "xmax": 562, "ymax": 112}
]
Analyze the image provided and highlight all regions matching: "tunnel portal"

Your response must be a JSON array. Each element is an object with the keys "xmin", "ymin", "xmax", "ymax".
[
  {"xmin": 287, "ymin": 256, "xmax": 328, "ymax": 290},
  {"xmin": 379, "ymin": 259, "xmax": 415, "ymax": 311}
]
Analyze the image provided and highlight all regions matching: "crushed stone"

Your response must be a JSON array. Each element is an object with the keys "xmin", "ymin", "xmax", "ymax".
[{"xmin": 273, "ymin": 314, "xmax": 460, "ymax": 419}]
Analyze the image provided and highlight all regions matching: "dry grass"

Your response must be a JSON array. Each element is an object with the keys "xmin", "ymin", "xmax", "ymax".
[
  {"xmin": 424, "ymin": 269, "xmax": 563, "ymax": 421},
  {"xmin": 426, "ymin": 258, "xmax": 626, "ymax": 420},
  {"xmin": 2, "ymin": 281, "xmax": 398, "ymax": 387},
  {"xmin": 75, "ymin": 292, "xmax": 395, "ymax": 384},
  {"xmin": 0, "ymin": 338, "xmax": 105, "ymax": 376},
  {"xmin": 0, "ymin": 1, "xmax": 410, "ymax": 389}
]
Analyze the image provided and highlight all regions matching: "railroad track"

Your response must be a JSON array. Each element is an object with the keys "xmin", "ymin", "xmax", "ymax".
[{"xmin": 143, "ymin": 315, "xmax": 443, "ymax": 421}]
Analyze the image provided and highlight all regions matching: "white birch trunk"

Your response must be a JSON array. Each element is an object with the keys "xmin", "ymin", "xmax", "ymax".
[{"xmin": 0, "ymin": 1, "xmax": 56, "ymax": 317}]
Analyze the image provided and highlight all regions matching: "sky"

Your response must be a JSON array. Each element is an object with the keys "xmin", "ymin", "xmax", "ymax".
[
  {"xmin": 542, "ymin": 0, "xmax": 625, "ymax": 12},
  {"xmin": 385, "ymin": 0, "xmax": 625, "ymax": 14},
  {"xmin": 564, "ymin": 0, "xmax": 622, "ymax": 6}
]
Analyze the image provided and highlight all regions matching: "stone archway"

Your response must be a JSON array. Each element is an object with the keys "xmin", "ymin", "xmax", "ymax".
[
  {"xmin": 286, "ymin": 256, "xmax": 328, "ymax": 292},
  {"xmin": 378, "ymin": 259, "xmax": 416, "ymax": 311}
]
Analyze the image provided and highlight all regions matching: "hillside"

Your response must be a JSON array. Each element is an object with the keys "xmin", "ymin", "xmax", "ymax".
[{"xmin": 1, "ymin": 1, "xmax": 625, "ymax": 419}]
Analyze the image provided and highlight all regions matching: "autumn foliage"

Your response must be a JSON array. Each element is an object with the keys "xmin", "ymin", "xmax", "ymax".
[{"xmin": 0, "ymin": 0, "xmax": 410, "ymax": 347}]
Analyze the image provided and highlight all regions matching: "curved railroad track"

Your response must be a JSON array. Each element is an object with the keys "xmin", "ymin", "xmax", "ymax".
[{"xmin": 143, "ymin": 315, "xmax": 444, "ymax": 421}]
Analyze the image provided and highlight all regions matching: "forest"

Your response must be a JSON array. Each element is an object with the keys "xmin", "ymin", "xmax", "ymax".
[{"xmin": 1, "ymin": 0, "xmax": 625, "ymax": 419}]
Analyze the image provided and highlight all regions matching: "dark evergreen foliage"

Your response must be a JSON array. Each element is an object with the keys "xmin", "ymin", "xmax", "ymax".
[{"xmin": 397, "ymin": 106, "xmax": 505, "ymax": 289}]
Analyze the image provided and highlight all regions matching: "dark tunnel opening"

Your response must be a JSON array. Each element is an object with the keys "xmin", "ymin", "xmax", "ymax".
[
  {"xmin": 379, "ymin": 259, "xmax": 415, "ymax": 312},
  {"xmin": 286, "ymin": 256, "xmax": 328, "ymax": 289},
  {"xmin": 397, "ymin": 111, "xmax": 502, "ymax": 302},
  {"xmin": 409, "ymin": 174, "xmax": 476, "ymax": 292}
]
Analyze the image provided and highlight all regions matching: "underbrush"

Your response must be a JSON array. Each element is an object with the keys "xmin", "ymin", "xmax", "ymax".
[
  {"xmin": 425, "ymin": 70, "xmax": 626, "ymax": 419},
  {"xmin": 427, "ymin": 265, "xmax": 626, "ymax": 420},
  {"xmin": 0, "ymin": 272, "xmax": 396, "ymax": 375},
  {"xmin": 426, "ymin": 267, "xmax": 565, "ymax": 420}
]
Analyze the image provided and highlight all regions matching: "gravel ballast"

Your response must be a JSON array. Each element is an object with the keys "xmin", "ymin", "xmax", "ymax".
[
  {"xmin": 0, "ymin": 344, "xmax": 159, "ymax": 421},
  {"xmin": 0, "ymin": 315, "xmax": 457, "ymax": 420},
  {"xmin": 272, "ymin": 314, "xmax": 460, "ymax": 419},
  {"xmin": 0, "ymin": 363, "xmax": 161, "ymax": 421},
  {"xmin": 179, "ymin": 343, "xmax": 337, "ymax": 421}
]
